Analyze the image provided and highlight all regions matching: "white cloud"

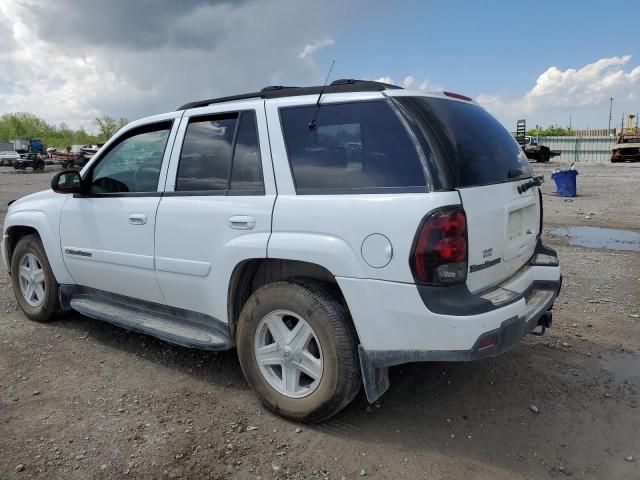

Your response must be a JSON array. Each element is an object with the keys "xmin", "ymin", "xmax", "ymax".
[
  {"xmin": 0, "ymin": 0, "xmax": 339, "ymax": 130},
  {"xmin": 375, "ymin": 75, "xmax": 440, "ymax": 91},
  {"xmin": 477, "ymin": 55, "xmax": 640, "ymax": 122},
  {"xmin": 298, "ymin": 38, "xmax": 334, "ymax": 59}
]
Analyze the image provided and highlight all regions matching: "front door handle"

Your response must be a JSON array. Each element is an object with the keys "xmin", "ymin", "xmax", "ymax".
[
  {"xmin": 228, "ymin": 215, "xmax": 256, "ymax": 230},
  {"xmin": 128, "ymin": 213, "xmax": 147, "ymax": 225}
]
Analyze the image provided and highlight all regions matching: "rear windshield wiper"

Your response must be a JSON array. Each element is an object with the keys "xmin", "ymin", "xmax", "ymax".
[{"xmin": 517, "ymin": 175, "xmax": 544, "ymax": 194}]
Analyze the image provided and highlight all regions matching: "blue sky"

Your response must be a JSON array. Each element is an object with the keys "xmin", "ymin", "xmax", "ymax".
[
  {"xmin": 1, "ymin": 0, "xmax": 638, "ymax": 131},
  {"xmin": 313, "ymin": 0, "xmax": 640, "ymax": 129}
]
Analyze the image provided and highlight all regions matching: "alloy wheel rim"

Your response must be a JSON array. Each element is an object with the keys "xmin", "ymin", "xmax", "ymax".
[
  {"xmin": 254, "ymin": 309, "xmax": 324, "ymax": 398},
  {"xmin": 18, "ymin": 252, "xmax": 46, "ymax": 307}
]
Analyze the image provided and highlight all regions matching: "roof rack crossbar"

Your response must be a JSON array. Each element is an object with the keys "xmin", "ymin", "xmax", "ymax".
[{"xmin": 176, "ymin": 80, "xmax": 401, "ymax": 111}]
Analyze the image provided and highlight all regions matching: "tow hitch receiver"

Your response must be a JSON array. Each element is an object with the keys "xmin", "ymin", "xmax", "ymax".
[{"xmin": 530, "ymin": 311, "xmax": 553, "ymax": 336}]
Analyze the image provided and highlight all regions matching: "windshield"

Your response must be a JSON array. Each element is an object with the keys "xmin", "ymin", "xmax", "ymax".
[{"xmin": 396, "ymin": 96, "xmax": 533, "ymax": 188}]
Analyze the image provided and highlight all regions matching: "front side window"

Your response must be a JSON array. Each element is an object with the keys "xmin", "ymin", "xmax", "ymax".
[
  {"xmin": 176, "ymin": 111, "xmax": 263, "ymax": 193},
  {"xmin": 280, "ymin": 100, "xmax": 428, "ymax": 193},
  {"xmin": 89, "ymin": 122, "xmax": 171, "ymax": 194}
]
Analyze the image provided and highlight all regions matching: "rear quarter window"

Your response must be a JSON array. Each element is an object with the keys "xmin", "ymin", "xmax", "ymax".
[
  {"xmin": 279, "ymin": 100, "xmax": 429, "ymax": 194},
  {"xmin": 396, "ymin": 97, "xmax": 533, "ymax": 188}
]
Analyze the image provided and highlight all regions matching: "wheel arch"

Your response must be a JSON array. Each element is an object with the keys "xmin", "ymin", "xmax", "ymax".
[
  {"xmin": 4, "ymin": 211, "xmax": 73, "ymax": 284},
  {"xmin": 227, "ymin": 258, "xmax": 355, "ymax": 341},
  {"xmin": 5, "ymin": 225, "xmax": 40, "ymax": 271}
]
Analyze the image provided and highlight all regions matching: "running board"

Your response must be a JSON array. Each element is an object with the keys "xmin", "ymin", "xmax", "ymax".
[{"xmin": 59, "ymin": 285, "xmax": 233, "ymax": 351}]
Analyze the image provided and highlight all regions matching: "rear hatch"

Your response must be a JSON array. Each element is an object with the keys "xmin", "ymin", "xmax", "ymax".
[{"xmin": 395, "ymin": 95, "xmax": 540, "ymax": 293}]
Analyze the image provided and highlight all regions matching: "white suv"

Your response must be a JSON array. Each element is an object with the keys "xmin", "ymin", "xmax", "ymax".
[{"xmin": 1, "ymin": 80, "xmax": 561, "ymax": 422}]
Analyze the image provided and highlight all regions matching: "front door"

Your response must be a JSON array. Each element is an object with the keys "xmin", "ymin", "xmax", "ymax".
[{"xmin": 60, "ymin": 118, "xmax": 178, "ymax": 304}]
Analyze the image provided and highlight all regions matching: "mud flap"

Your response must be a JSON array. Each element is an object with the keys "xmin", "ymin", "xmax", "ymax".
[{"xmin": 358, "ymin": 345, "xmax": 390, "ymax": 403}]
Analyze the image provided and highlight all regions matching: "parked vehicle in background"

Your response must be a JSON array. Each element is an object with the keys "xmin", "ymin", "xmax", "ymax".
[
  {"xmin": 0, "ymin": 151, "xmax": 20, "ymax": 166},
  {"xmin": 611, "ymin": 115, "xmax": 640, "ymax": 163},
  {"xmin": 611, "ymin": 134, "xmax": 640, "ymax": 162},
  {"xmin": 29, "ymin": 139, "xmax": 46, "ymax": 155},
  {"xmin": 1, "ymin": 80, "xmax": 561, "ymax": 422},
  {"xmin": 522, "ymin": 136, "xmax": 560, "ymax": 163},
  {"xmin": 12, "ymin": 152, "xmax": 45, "ymax": 171},
  {"xmin": 50, "ymin": 145, "xmax": 92, "ymax": 169},
  {"xmin": 0, "ymin": 141, "xmax": 15, "ymax": 152},
  {"xmin": 12, "ymin": 139, "xmax": 31, "ymax": 153}
]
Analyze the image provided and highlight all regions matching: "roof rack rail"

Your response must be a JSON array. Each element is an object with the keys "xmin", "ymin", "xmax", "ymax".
[
  {"xmin": 176, "ymin": 79, "xmax": 401, "ymax": 111},
  {"xmin": 260, "ymin": 85, "xmax": 299, "ymax": 92}
]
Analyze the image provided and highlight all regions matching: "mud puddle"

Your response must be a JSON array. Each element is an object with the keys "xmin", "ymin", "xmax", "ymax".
[{"xmin": 550, "ymin": 226, "xmax": 640, "ymax": 251}]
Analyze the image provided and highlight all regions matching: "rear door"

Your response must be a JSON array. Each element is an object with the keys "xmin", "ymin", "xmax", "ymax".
[
  {"xmin": 392, "ymin": 95, "xmax": 540, "ymax": 293},
  {"xmin": 457, "ymin": 182, "xmax": 539, "ymax": 292},
  {"xmin": 154, "ymin": 101, "xmax": 276, "ymax": 321}
]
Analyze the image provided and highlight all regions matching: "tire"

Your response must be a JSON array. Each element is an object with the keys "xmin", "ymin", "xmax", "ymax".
[
  {"xmin": 10, "ymin": 235, "xmax": 61, "ymax": 322},
  {"xmin": 236, "ymin": 279, "xmax": 361, "ymax": 423}
]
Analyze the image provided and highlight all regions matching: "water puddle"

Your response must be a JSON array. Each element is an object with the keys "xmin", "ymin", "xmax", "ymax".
[
  {"xmin": 549, "ymin": 226, "xmax": 640, "ymax": 251},
  {"xmin": 601, "ymin": 354, "xmax": 640, "ymax": 386}
]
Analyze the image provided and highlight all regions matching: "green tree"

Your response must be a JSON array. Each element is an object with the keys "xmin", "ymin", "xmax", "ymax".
[
  {"xmin": 0, "ymin": 112, "xmax": 128, "ymax": 149},
  {"xmin": 527, "ymin": 124, "xmax": 575, "ymax": 136},
  {"xmin": 95, "ymin": 115, "xmax": 128, "ymax": 141}
]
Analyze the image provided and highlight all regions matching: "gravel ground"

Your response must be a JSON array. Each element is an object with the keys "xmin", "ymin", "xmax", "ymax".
[{"xmin": 0, "ymin": 162, "xmax": 639, "ymax": 479}]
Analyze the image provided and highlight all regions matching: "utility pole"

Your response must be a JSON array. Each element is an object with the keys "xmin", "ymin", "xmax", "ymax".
[{"xmin": 608, "ymin": 97, "xmax": 613, "ymax": 134}]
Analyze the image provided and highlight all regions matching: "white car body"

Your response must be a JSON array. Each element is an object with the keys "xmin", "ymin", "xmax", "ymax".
[
  {"xmin": 0, "ymin": 150, "xmax": 20, "ymax": 164},
  {"xmin": 2, "ymin": 81, "xmax": 561, "ymax": 403}
]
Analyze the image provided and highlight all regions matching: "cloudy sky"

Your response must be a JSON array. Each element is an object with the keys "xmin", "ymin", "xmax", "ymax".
[{"xmin": 1, "ymin": 0, "xmax": 639, "ymax": 132}]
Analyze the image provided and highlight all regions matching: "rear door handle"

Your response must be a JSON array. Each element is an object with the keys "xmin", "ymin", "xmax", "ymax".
[
  {"xmin": 128, "ymin": 213, "xmax": 147, "ymax": 225},
  {"xmin": 228, "ymin": 215, "xmax": 256, "ymax": 230}
]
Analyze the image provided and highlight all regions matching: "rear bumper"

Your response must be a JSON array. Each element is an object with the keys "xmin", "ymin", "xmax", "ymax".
[
  {"xmin": 336, "ymin": 245, "xmax": 562, "ymax": 402},
  {"xmin": 357, "ymin": 277, "xmax": 560, "ymax": 401}
]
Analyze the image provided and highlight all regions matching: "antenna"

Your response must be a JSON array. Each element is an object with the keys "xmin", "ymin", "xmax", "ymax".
[{"xmin": 308, "ymin": 60, "xmax": 335, "ymax": 130}]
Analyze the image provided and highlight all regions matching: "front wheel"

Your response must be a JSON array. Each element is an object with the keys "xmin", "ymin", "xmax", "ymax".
[
  {"xmin": 10, "ymin": 235, "xmax": 61, "ymax": 322},
  {"xmin": 237, "ymin": 280, "xmax": 361, "ymax": 423}
]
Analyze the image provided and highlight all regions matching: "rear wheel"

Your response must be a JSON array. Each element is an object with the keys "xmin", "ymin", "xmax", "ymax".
[
  {"xmin": 236, "ymin": 279, "xmax": 361, "ymax": 423},
  {"xmin": 10, "ymin": 235, "xmax": 61, "ymax": 322}
]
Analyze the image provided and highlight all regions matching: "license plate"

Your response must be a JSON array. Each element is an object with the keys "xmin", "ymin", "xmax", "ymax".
[{"xmin": 508, "ymin": 205, "xmax": 535, "ymax": 243}]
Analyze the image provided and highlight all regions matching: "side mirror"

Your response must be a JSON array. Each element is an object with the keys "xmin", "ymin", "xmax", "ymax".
[{"xmin": 51, "ymin": 170, "xmax": 84, "ymax": 194}]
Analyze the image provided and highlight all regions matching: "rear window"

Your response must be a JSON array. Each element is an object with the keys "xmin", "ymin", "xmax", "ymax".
[
  {"xmin": 396, "ymin": 97, "xmax": 533, "ymax": 188},
  {"xmin": 280, "ymin": 100, "xmax": 428, "ymax": 194}
]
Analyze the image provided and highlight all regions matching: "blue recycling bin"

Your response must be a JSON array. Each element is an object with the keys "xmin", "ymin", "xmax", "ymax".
[{"xmin": 551, "ymin": 169, "xmax": 578, "ymax": 197}]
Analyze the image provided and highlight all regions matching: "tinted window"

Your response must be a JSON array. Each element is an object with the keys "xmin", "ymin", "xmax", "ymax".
[
  {"xmin": 90, "ymin": 123, "xmax": 171, "ymax": 194},
  {"xmin": 397, "ymin": 97, "xmax": 533, "ymax": 187},
  {"xmin": 230, "ymin": 111, "xmax": 263, "ymax": 192},
  {"xmin": 177, "ymin": 114, "xmax": 238, "ymax": 191},
  {"xmin": 280, "ymin": 101, "xmax": 427, "ymax": 193}
]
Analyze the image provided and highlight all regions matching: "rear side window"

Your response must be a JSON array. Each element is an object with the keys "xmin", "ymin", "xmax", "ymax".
[
  {"xmin": 396, "ymin": 97, "xmax": 533, "ymax": 187},
  {"xmin": 230, "ymin": 111, "xmax": 263, "ymax": 192},
  {"xmin": 176, "ymin": 111, "xmax": 263, "ymax": 193},
  {"xmin": 280, "ymin": 100, "xmax": 428, "ymax": 194}
]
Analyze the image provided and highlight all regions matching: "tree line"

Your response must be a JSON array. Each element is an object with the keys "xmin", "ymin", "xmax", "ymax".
[
  {"xmin": 0, "ymin": 112, "xmax": 128, "ymax": 148},
  {"xmin": 526, "ymin": 125, "xmax": 575, "ymax": 136}
]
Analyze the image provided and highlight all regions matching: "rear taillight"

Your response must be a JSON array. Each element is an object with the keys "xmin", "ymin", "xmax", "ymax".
[{"xmin": 411, "ymin": 207, "xmax": 468, "ymax": 285}]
